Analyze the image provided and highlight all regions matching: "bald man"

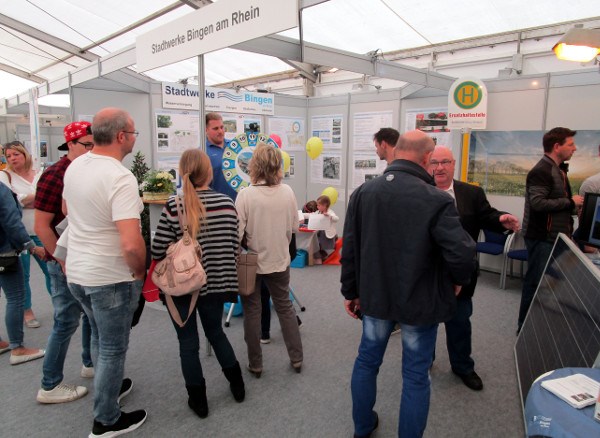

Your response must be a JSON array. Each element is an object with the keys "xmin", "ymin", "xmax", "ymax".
[
  {"xmin": 428, "ymin": 146, "xmax": 519, "ymax": 391},
  {"xmin": 342, "ymin": 131, "xmax": 476, "ymax": 438}
]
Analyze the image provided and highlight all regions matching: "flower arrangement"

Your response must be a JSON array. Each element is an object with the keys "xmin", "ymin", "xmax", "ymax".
[{"xmin": 141, "ymin": 170, "xmax": 175, "ymax": 199}]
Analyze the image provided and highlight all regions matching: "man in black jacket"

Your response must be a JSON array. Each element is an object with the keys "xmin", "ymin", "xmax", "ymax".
[
  {"xmin": 341, "ymin": 130, "xmax": 476, "ymax": 438},
  {"xmin": 429, "ymin": 146, "xmax": 520, "ymax": 391},
  {"xmin": 519, "ymin": 127, "xmax": 583, "ymax": 333}
]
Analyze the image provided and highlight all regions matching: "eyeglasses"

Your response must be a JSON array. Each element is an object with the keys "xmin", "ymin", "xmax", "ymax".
[
  {"xmin": 76, "ymin": 141, "xmax": 94, "ymax": 150},
  {"xmin": 122, "ymin": 131, "xmax": 139, "ymax": 137},
  {"xmin": 429, "ymin": 159, "xmax": 453, "ymax": 167}
]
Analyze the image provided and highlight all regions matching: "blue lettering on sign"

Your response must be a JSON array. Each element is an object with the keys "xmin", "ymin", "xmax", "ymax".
[
  {"xmin": 205, "ymin": 90, "xmax": 215, "ymax": 98},
  {"xmin": 164, "ymin": 85, "xmax": 199, "ymax": 97},
  {"xmin": 244, "ymin": 94, "xmax": 273, "ymax": 105}
]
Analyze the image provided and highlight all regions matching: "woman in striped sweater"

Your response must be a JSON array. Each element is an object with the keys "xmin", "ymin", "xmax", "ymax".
[{"xmin": 151, "ymin": 149, "xmax": 245, "ymax": 418}]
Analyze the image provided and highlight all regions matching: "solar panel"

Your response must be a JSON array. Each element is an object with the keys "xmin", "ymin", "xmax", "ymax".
[{"xmin": 514, "ymin": 234, "xmax": 600, "ymax": 413}]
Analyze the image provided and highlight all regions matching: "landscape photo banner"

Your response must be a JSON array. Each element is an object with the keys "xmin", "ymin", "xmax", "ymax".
[
  {"xmin": 136, "ymin": 0, "xmax": 298, "ymax": 71},
  {"xmin": 469, "ymin": 130, "xmax": 600, "ymax": 196}
]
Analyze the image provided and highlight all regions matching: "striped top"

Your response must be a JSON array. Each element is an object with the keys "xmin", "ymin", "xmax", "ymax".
[{"xmin": 151, "ymin": 189, "xmax": 239, "ymax": 300}]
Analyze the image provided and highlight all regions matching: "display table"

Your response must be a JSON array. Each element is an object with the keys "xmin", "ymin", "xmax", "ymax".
[
  {"xmin": 525, "ymin": 367, "xmax": 600, "ymax": 437},
  {"xmin": 296, "ymin": 228, "xmax": 318, "ymax": 266},
  {"xmin": 143, "ymin": 198, "xmax": 168, "ymax": 239}
]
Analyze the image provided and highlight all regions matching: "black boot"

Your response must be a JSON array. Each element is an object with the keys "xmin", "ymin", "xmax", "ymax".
[
  {"xmin": 222, "ymin": 361, "xmax": 245, "ymax": 402},
  {"xmin": 186, "ymin": 382, "xmax": 208, "ymax": 418}
]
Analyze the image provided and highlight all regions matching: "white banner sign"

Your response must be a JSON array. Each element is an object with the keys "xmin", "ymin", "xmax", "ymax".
[
  {"xmin": 162, "ymin": 82, "xmax": 274, "ymax": 115},
  {"xmin": 136, "ymin": 0, "xmax": 298, "ymax": 72},
  {"xmin": 448, "ymin": 77, "xmax": 488, "ymax": 130}
]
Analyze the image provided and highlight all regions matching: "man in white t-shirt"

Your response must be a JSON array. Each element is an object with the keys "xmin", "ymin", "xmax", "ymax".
[{"xmin": 63, "ymin": 108, "xmax": 147, "ymax": 438}]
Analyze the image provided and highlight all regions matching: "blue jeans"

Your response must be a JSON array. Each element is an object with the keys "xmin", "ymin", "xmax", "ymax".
[
  {"xmin": 41, "ymin": 261, "xmax": 92, "ymax": 390},
  {"xmin": 170, "ymin": 295, "xmax": 238, "ymax": 386},
  {"xmin": 444, "ymin": 297, "xmax": 474, "ymax": 375},
  {"xmin": 518, "ymin": 238, "xmax": 554, "ymax": 331},
  {"xmin": 68, "ymin": 280, "xmax": 142, "ymax": 425},
  {"xmin": 20, "ymin": 235, "xmax": 51, "ymax": 310},
  {"xmin": 0, "ymin": 258, "xmax": 25, "ymax": 349},
  {"xmin": 351, "ymin": 316, "xmax": 438, "ymax": 438}
]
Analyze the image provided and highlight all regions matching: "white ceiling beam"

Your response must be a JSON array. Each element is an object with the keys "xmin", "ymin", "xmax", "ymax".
[
  {"xmin": 0, "ymin": 62, "xmax": 44, "ymax": 83},
  {"xmin": 178, "ymin": 0, "xmax": 213, "ymax": 8},
  {"xmin": 400, "ymin": 83, "xmax": 426, "ymax": 99},
  {"xmin": 387, "ymin": 17, "xmax": 600, "ymax": 61},
  {"xmin": 0, "ymin": 13, "xmax": 98, "ymax": 62},
  {"xmin": 300, "ymin": 0, "xmax": 330, "ymax": 8},
  {"xmin": 281, "ymin": 60, "xmax": 317, "ymax": 82}
]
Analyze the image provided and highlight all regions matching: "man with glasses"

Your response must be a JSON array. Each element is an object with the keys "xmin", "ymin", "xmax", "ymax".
[
  {"xmin": 428, "ymin": 146, "xmax": 519, "ymax": 391},
  {"xmin": 34, "ymin": 121, "xmax": 95, "ymax": 404},
  {"xmin": 63, "ymin": 108, "xmax": 147, "ymax": 437}
]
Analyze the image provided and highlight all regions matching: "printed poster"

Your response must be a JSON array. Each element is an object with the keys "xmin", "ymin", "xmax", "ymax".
[
  {"xmin": 405, "ymin": 108, "xmax": 451, "ymax": 146},
  {"xmin": 155, "ymin": 110, "xmax": 200, "ymax": 154},
  {"xmin": 352, "ymin": 153, "xmax": 387, "ymax": 188},
  {"xmin": 268, "ymin": 117, "xmax": 305, "ymax": 151},
  {"xmin": 310, "ymin": 152, "xmax": 342, "ymax": 185},
  {"xmin": 311, "ymin": 115, "xmax": 343, "ymax": 150},
  {"xmin": 353, "ymin": 111, "xmax": 393, "ymax": 151}
]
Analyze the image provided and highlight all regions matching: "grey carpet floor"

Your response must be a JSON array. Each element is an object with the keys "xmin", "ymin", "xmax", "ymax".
[{"xmin": 0, "ymin": 264, "xmax": 525, "ymax": 437}]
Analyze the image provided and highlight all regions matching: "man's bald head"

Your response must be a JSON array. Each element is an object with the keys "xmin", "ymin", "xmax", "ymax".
[
  {"xmin": 429, "ymin": 146, "xmax": 456, "ymax": 189},
  {"xmin": 394, "ymin": 130, "xmax": 436, "ymax": 167},
  {"xmin": 92, "ymin": 108, "xmax": 133, "ymax": 146}
]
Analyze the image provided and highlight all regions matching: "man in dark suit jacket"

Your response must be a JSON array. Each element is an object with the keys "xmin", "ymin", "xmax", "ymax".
[{"xmin": 429, "ymin": 146, "xmax": 520, "ymax": 391}]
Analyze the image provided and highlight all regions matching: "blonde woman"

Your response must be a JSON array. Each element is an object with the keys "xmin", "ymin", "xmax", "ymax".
[
  {"xmin": 0, "ymin": 141, "xmax": 50, "ymax": 327},
  {"xmin": 235, "ymin": 143, "xmax": 302, "ymax": 377},
  {"xmin": 152, "ymin": 149, "xmax": 245, "ymax": 418}
]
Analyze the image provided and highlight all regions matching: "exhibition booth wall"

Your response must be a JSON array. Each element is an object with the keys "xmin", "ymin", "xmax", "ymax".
[{"xmin": 3, "ymin": 70, "xmax": 599, "ymax": 273}]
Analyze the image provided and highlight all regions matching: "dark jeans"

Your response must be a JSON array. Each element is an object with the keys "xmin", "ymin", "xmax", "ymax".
[
  {"xmin": 0, "ymin": 258, "xmax": 25, "ymax": 349},
  {"xmin": 444, "ymin": 297, "xmax": 474, "ymax": 375},
  {"xmin": 260, "ymin": 280, "xmax": 271, "ymax": 337},
  {"xmin": 518, "ymin": 238, "xmax": 554, "ymax": 331},
  {"xmin": 170, "ymin": 294, "xmax": 238, "ymax": 386}
]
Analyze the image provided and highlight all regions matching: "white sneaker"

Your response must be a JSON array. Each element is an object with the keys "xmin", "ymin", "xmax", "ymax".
[
  {"xmin": 81, "ymin": 365, "xmax": 95, "ymax": 378},
  {"xmin": 37, "ymin": 383, "xmax": 88, "ymax": 404}
]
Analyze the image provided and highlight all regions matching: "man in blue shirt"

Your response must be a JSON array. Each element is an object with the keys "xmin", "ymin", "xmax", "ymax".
[{"xmin": 205, "ymin": 112, "xmax": 237, "ymax": 201}]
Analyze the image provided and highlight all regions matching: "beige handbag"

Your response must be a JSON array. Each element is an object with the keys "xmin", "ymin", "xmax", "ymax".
[
  {"xmin": 152, "ymin": 196, "xmax": 207, "ymax": 327},
  {"xmin": 237, "ymin": 252, "xmax": 258, "ymax": 296}
]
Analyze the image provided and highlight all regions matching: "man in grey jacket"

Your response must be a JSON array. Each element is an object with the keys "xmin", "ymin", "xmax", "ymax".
[{"xmin": 341, "ymin": 130, "xmax": 476, "ymax": 438}]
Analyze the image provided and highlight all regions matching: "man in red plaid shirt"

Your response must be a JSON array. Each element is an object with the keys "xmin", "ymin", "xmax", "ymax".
[{"xmin": 34, "ymin": 121, "xmax": 94, "ymax": 404}]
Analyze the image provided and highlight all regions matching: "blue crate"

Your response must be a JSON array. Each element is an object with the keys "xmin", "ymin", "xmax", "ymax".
[{"xmin": 291, "ymin": 250, "xmax": 307, "ymax": 268}]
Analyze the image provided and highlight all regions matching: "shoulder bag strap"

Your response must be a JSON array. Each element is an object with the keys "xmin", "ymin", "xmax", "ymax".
[
  {"xmin": 174, "ymin": 195, "xmax": 188, "ymax": 234},
  {"xmin": 164, "ymin": 194, "xmax": 200, "ymax": 328},
  {"xmin": 164, "ymin": 292, "xmax": 199, "ymax": 328},
  {"xmin": 2, "ymin": 169, "xmax": 12, "ymax": 185}
]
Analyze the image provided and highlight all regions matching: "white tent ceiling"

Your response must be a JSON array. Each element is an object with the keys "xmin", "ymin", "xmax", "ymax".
[{"xmin": 1, "ymin": 0, "xmax": 600, "ymax": 101}]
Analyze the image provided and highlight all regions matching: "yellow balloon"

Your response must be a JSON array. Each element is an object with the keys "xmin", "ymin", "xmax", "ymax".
[
  {"xmin": 281, "ymin": 150, "xmax": 291, "ymax": 172},
  {"xmin": 321, "ymin": 186, "xmax": 338, "ymax": 206},
  {"xmin": 306, "ymin": 136, "xmax": 323, "ymax": 159}
]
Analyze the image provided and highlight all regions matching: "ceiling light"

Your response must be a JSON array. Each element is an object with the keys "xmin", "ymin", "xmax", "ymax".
[{"xmin": 552, "ymin": 27, "xmax": 600, "ymax": 62}]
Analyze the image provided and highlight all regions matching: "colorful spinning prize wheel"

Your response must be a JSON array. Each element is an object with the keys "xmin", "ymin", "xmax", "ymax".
[{"xmin": 222, "ymin": 132, "xmax": 280, "ymax": 193}]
